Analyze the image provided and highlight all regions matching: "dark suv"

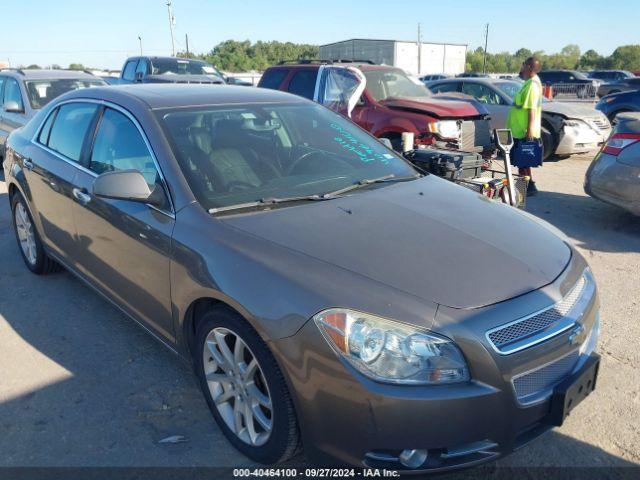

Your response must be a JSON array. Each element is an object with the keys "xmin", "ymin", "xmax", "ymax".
[
  {"xmin": 258, "ymin": 61, "xmax": 492, "ymax": 152},
  {"xmin": 0, "ymin": 69, "xmax": 105, "ymax": 164}
]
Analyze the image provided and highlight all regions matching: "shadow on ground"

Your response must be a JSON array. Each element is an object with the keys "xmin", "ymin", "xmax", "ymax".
[{"xmin": 527, "ymin": 190, "xmax": 640, "ymax": 254}]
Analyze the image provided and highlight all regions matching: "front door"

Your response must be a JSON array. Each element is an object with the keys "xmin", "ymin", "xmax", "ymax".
[
  {"xmin": 461, "ymin": 82, "xmax": 510, "ymax": 130},
  {"xmin": 71, "ymin": 106, "xmax": 175, "ymax": 341},
  {"xmin": 315, "ymin": 66, "xmax": 367, "ymax": 126}
]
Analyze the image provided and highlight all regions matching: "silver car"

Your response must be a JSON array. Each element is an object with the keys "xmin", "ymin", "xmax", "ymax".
[
  {"xmin": 427, "ymin": 78, "xmax": 612, "ymax": 160},
  {"xmin": 585, "ymin": 112, "xmax": 640, "ymax": 215},
  {"xmin": 0, "ymin": 69, "xmax": 106, "ymax": 164}
]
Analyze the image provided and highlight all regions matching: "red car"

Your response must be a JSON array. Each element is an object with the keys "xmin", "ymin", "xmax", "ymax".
[{"xmin": 258, "ymin": 61, "xmax": 492, "ymax": 152}]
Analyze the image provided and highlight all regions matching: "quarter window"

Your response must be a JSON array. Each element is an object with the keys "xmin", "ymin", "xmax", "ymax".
[
  {"xmin": 260, "ymin": 69, "xmax": 288, "ymax": 90},
  {"xmin": 47, "ymin": 103, "xmax": 99, "ymax": 161},
  {"xmin": 90, "ymin": 108, "xmax": 158, "ymax": 189},
  {"xmin": 38, "ymin": 108, "xmax": 58, "ymax": 145}
]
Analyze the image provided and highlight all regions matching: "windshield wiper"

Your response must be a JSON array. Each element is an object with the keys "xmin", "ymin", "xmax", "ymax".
[
  {"xmin": 208, "ymin": 194, "xmax": 334, "ymax": 215},
  {"xmin": 320, "ymin": 174, "xmax": 421, "ymax": 197}
]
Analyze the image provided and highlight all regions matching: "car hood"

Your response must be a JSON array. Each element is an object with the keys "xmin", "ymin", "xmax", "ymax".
[
  {"xmin": 543, "ymin": 101, "xmax": 605, "ymax": 119},
  {"xmin": 221, "ymin": 176, "xmax": 571, "ymax": 309},
  {"xmin": 380, "ymin": 96, "xmax": 482, "ymax": 119},
  {"xmin": 144, "ymin": 74, "xmax": 224, "ymax": 84}
]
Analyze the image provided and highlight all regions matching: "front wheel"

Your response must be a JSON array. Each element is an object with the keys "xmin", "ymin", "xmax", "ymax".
[
  {"xmin": 11, "ymin": 193, "xmax": 61, "ymax": 274},
  {"xmin": 194, "ymin": 307, "xmax": 301, "ymax": 464}
]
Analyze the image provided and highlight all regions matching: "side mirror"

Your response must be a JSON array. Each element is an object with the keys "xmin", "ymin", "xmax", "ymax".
[
  {"xmin": 134, "ymin": 71, "xmax": 144, "ymax": 83},
  {"xmin": 379, "ymin": 137, "xmax": 393, "ymax": 149},
  {"xmin": 3, "ymin": 101, "xmax": 24, "ymax": 113},
  {"xmin": 92, "ymin": 170, "xmax": 164, "ymax": 207}
]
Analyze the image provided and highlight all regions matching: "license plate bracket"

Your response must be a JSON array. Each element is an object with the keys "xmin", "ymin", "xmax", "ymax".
[{"xmin": 548, "ymin": 354, "xmax": 600, "ymax": 427}]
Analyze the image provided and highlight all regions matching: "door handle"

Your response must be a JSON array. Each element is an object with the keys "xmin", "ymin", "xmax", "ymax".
[
  {"xmin": 72, "ymin": 188, "xmax": 91, "ymax": 205},
  {"xmin": 23, "ymin": 158, "xmax": 34, "ymax": 171}
]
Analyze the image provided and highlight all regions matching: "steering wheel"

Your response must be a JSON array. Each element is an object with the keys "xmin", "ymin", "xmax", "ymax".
[
  {"xmin": 288, "ymin": 150, "xmax": 328, "ymax": 175},
  {"xmin": 226, "ymin": 180, "xmax": 257, "ymax": 193}
]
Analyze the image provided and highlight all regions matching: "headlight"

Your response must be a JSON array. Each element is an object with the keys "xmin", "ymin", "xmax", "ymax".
[
  {"xmin": 427, "ymin": 120, "xmax": 461, "ymax": 139},
  {"xmin": 314, "ymin": 308, "xmax": 469, "ymax": 385}
]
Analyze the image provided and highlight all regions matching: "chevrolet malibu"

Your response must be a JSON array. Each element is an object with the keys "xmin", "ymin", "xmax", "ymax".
[{"xmin": 3, "ymin": 85, "xmax": 600, "ymax": 472}]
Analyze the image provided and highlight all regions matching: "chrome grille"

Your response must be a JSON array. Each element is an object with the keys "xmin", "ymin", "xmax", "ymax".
[
  {"xmin": 513, "ymin": 349, "xmax": 579, "ymax": 402},
  {"xmin": 487, "ymin": 275, "xmax": 587, "ymax": 353}
]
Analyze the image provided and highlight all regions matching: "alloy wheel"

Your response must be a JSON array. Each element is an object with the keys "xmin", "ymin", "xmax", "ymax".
[
  {"xmin": 202, "ymin": 327, "xmax": 273, "ymax": 446},
  {"xmin": 15, "ymin": 202, "xmax": 37, "ymax": 266}
]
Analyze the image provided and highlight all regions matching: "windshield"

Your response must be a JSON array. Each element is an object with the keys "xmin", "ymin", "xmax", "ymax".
[
  {"xmin": 363, "ymin": 69, "xmax": 432, "ymax": 101},
  {"xmin": 25, "ymin": 79, "xmax": 105, "ymax": 109},
  {"xmin": 572, "ymin": 71, "xmax": 590, "ymax": 80},
  {"xmin": 159, "ymin": 103, "xmax": 417, "ymax": 211},
  {"xmin": 150, "ymin": 58, "xmax": 212, "ymax": 76}
]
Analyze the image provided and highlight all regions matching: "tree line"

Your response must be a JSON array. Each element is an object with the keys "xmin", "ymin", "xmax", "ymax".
[
  {"xmin": 17, "ymin": 41, "xmax": 640, "ymax": 74},
  {"xmin": 465, "ymin": 44, "xmax": 640, "ymax": 73}
]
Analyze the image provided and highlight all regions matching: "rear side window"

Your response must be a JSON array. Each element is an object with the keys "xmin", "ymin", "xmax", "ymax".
[
  {"xmin": 259, "ymin": 69, "xmax": 288, "ymax": 90},
  {"xmin": 47, "ymin": 103, "xmax": 99, "ymax": 161},
  {"xmin": 122, "ymin": 60, "xmax": 138, "ymax": 81},
  {"xmin": 0, "ymin": 77, "xmax": 5, "ymax": 100},
  {"xmin": 430, "ymin": 82, "xmax": 459, "ymax": 94},
  {"xmin": 90, "ymin": 108, "xmax": 157, "ymax": 188},
  {"xmin": 287, "ymin": 70, "xmax": 318, "ymax": 99}
]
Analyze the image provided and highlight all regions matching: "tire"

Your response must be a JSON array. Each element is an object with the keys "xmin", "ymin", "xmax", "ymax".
[
  {"xmin": 541, "ymin": 126, "xmax": 556, "ymax": 162},
  {"xmin": 194, "ymin": 307, "xmax": 301, "ymax": 464},
  {"xmin": 11, "ymin": 193, "xmax": 61, "ymax": 275}
]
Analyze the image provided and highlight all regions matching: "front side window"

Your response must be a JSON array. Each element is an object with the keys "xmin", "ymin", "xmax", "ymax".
[
  {"xmin": 286, "ymin": 70, "xmax": 318, "ymax": 99},
  {"xmin": 25, "ymin": 79, "xmax": 105, "ymax": 109},
  {"xmin": 3, "ymin": 78, "xmax": 24, "ymax": 110},
  {"xmin": 363, "ymin": 69, "xmax": 432, "ymax": 102},
  {"xmin": 90, "ymin": 108, "xmax": 158, "ymax": 189},
  {"xmin": 122, "ymin": 60, "xmax": 138, "ymax": 81},
  {"xmin": 159, "ymin": 103, "xmax": 417, "ymax": 211},
  {"xmin": 47, "ymin": 103, "xmax": 98, "ymax": 161}
]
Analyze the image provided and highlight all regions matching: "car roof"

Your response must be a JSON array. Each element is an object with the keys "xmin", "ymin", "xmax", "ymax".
[
  {"xmin": 63, "ymin": 84, "xmax": 308, "ymax": 109},
  {"xmin": 0, "ymin": 69, "xmax": 99, "ymax": 80},
  {"xmin": 267, "ymin": 62, "xmax": 400, "ymax": 72}
]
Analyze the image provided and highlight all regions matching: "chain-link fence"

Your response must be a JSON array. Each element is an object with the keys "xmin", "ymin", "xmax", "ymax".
[{"xmin": 545, "ymin": 83, "xmax": 598, "ymax": 103}]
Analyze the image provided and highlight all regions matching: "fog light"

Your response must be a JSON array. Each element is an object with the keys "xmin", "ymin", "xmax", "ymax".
[{"xmin": 399, "ymin": 449, "xmax": 428, "ymax": 469}]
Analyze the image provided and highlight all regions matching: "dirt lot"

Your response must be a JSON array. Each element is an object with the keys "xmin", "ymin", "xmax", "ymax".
[{"xmin": 0, "ymin": 154, "xmax": 639, "ymax": 475}]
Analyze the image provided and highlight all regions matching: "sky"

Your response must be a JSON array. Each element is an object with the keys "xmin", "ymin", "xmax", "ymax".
[{"xmin": 1, "ymin": 0, "xmax": 638, "ymax": 70}]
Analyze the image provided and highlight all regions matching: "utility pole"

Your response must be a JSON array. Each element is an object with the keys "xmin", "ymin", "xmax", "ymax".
[
  {"xmin": 138, "ymin": 36, "xmax": 143, "ymax": 55},
  {"xmin": 482, "ymin": 23, "xmax": 489, "ymax": 74},
  {"xmin": 167, "ymin": 1, "xmax": 176, "ymax": 56},
  {"xmin": 417, "ymin": 22, "xmax": 422, "ymax": 75},
  {"xmin": 185, "ymin": 34, "xmax": 190, "ymax": 58}
]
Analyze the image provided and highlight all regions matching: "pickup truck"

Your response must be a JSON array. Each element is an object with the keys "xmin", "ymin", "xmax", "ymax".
[
  {"xmin": 118, "ymin": 56, "xmax": 251, "ymax": 85},
  {"xmin": 258, "ymin": 61, "xmax": 492, "ymax": 153}
]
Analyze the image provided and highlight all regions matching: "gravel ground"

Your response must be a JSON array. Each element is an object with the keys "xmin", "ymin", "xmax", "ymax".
[{"xmin": 0, "ymin": 154, "xmax": 638, "ymax": 476}]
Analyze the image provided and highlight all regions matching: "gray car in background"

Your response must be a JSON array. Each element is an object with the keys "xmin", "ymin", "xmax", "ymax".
[
  {"xmin": 0, "ymin": 69, "xmax": 106, "ymax": 164},
  {"xmin": 3, "ymin": 84, "xmax": 600, "ymax": 473},
  {"xmin": 428, "ymin": 77, "xmax": 611, "ymax": 160},
  {"xmin": 585, "ymin": 112, "xmax": 640, "ymax": 215}
]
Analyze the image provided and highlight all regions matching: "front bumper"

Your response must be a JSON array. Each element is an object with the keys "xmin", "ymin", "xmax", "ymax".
[
  {"xmin": 555, "ymin": 123, "xmax": 611, "ymax": 156},
  {"xmin": 272, "ymin": 262, "xmax": 600, "ymax": 472},
  {"xmin": 585, "ymin": 153, "xmax": 640, "ymax": 215}
]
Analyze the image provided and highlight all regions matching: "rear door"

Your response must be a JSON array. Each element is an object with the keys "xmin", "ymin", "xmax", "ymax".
[
  {"xmin": 71, "ymin": 105, "xmax": 175, "ymax": 341},
  {"xmin": 28, "ymin": 102, "xmax": 100, "ymax": 263}
]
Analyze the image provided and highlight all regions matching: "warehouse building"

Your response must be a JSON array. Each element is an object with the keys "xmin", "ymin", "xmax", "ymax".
[{"xmin": 319, "ymin": 38, "xmax": 467, "ymax": 76}]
